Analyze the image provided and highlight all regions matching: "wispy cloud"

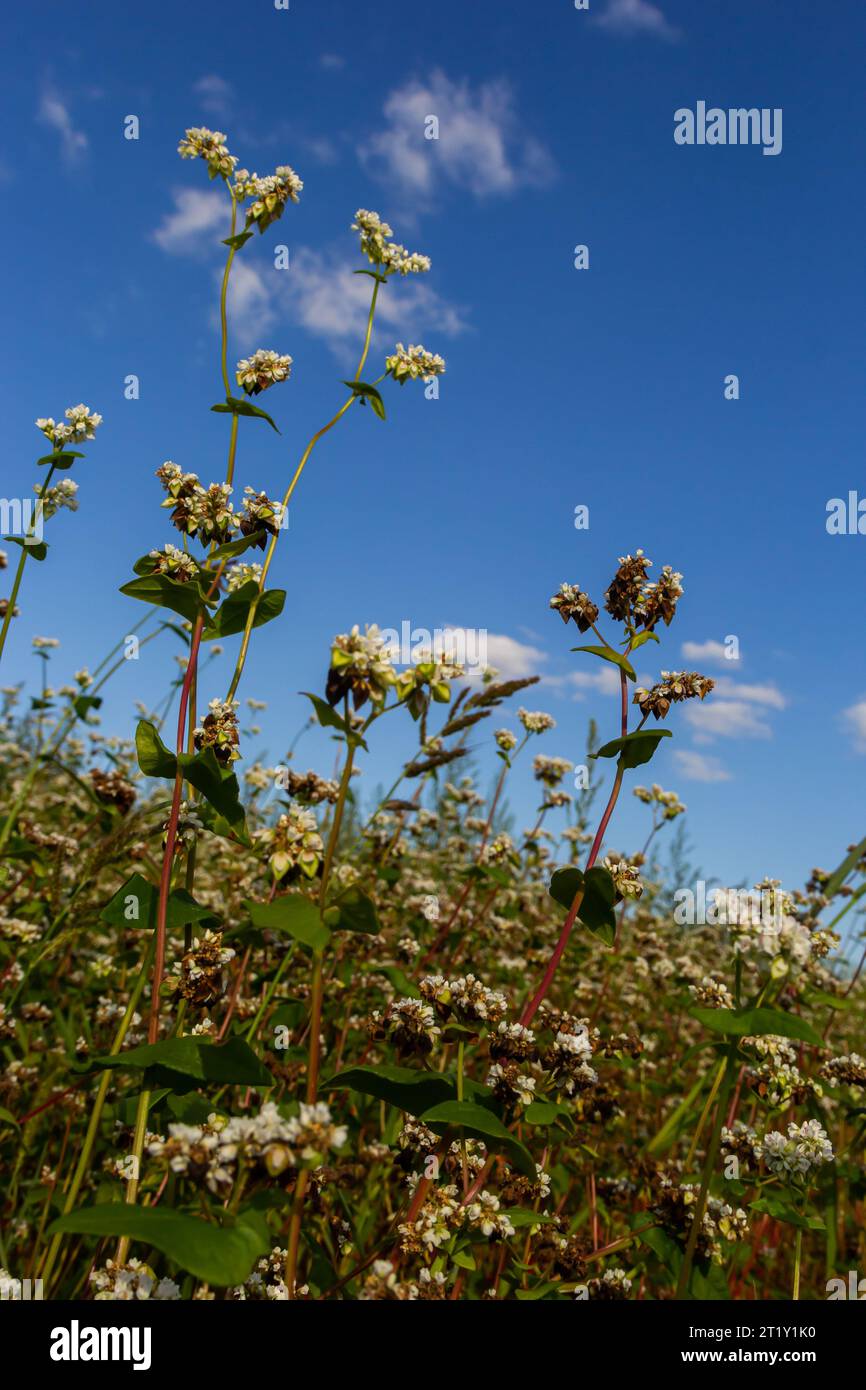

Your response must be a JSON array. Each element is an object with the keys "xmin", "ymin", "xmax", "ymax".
[
  {"xmin": 711, "ymin": 678, "xmax": 786, "ymax": 710},
  {"xmin": 153, "ymin": 189, "xmax": 226, "ymax": 254},
  {"xmin": 686, "ymin": 699, "xmax": 773, "ymax": 742},
  {"xmin": 681, "ymin": 639, "xmax": 739, "ymax": 666},
  {"xmin": 594, "ymin": 0, "xmax": 681, "ymax": 41},
  {"xmin": 543, "ymin": 666, "xmax": 622, "ymax": 699},
  {"xmin": 319, "ymin": 54, "xmax": 345, "ymax": 71},
  {"xmin": 275, "ymin": 247, "xmax": 466, "ymax": 358},
  {"xmin": 673, "ymin": 749, "xmax": 732, "ymax": 783},
  {"xmin": 225, "ymin": 261, "xmax": 276, "ymax": 339},
  {"xmin": 38, "ymin": 88, "xmax": 87, "ymax": 164},
  {"xmin": 359, "ymin": 70, "xmax": 555, "ymax": 204},
  {"xmin": 193, "ymin": 74, "xmax": 233, "ymax": 117},
  {"xmin": 842, "ymin": 698, "xmax": 866, "ymax": 753}
]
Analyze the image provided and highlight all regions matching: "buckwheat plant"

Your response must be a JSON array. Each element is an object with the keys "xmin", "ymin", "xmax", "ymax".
[{"xmin": 3, "ymin": 137, "xmax": 864, "ymax": 1308}]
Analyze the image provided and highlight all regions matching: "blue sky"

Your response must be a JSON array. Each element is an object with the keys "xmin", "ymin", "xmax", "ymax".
[{"xmin": 2, "ymin": 0, "xmax": 865, "ymax": 904}]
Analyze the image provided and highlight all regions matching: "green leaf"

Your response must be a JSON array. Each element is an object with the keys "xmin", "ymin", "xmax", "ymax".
[
  {"xmin": 325, "ymin": 1064, "xmax": 458, "ymax": 1115},
  {"xmin": 342, "ymin": 380, "xmax": 386, "ymax": 420},
  {"xmin": 750, "ymin": 1196, "xmax": 825, "ymax": 1232},
  {"xmin": 591, "ymin": 729, "xmax": 672, "ymax": 770},
  {"xmin": 135, "ymin": 720, "xmax": 177, "ymax": 779},
  {"xmin": 99, "ymin": 873, "xmax": 220, "ymax": 933},
  {"xmin": 210, "ymin": 396, "xmax": 280, "ymax": 433},
  {"xmin": 178, "ymin": 747, "xmax": 246, "ymax": 830},
  {"xmin": 418, "ymin": 1100, "xmax": 536, "ymax": 1179},
  {"xmin": 222, "ymin": 230, "xmax": 254, "ymax": 250},
  {"xmin": 629, "ymin": 630, "xmax": 660, "ymax": 650},
  {"xmin": 37, "ymin": 450, "xmax": 83, "ymax": 467},
  {"xmin": 80, "ymin": 1037, "xmax": 274, "ymax": 1090},
  {"xmin": 371, "ymin": 965, "xmax": 421, "ymax": 998},
  {"xmin": 204, "ymin": 583, "xmax": 285, "ymax": 640},
  {"xmin": 72, "ymin": 694, "xmax": 102, "ymax": 721},
  {"xmin": 328, "ymin": 885, "xmax": 380, "ymax": 935},
  {"xmin": 524, "ymin": 1100, "xmax": 575, "ymax": 1133},
  {"xmin": 571, "ymin": 645, "xmax": 636, "ymax": 681},
  {"xmin": 47, "ymin": 1205, "xmax": 268, "ymax": 1286},
  {"xmin": 4, "ymin": 536, "xmax": 48, "ymax": 561},
  {"xmin": 208, "ymin": 531, "xmax": 266, "ymax": 563},
  {"xmin": 688, "ymin": 1006, "xmax": 823, "ymax": 1047},
  {"xmin": 547, "ymin": 865, "xmax": 617, "ymax": 944},
  {"xmin": 120, "ymin": 573, "xmax": 209, "ymax": 624},
  {"xmin": 0, "ymin": 1105, "xmax": 20, "ymax": 1129},
  {"xmin": 246, "ymin": 895, "xmax": 330, "ymax": 953},
  {"xmin": 301, "ymin": 692, "xmax": 351, "ymax": 736}
]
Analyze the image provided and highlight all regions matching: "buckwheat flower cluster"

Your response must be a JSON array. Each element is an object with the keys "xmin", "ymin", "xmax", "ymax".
[
  {"xmin": 820, "ymin": 1053, "xmax": 866, "ymax": 1087},
  {"xmin": 239, "ymin": 487, "xmax": 285, "ymax": 543},
  {"xmin": 148, "ymin": 543, "xmax": 200, "ymax": 584},
  {"xmin": 34, "ymin": 478, "xmax": 78, "ymax": 517},
  {"xmin": 720, "ymin": 1121, "xmax": 759, "ymax": 1165},
  {"xmin": 36, "ymin": 404, "xmax": 102, "ymax": 446},
  {"xmin": 533, "ymin": 755, "xmax": 573, "ymax": 788},
  {"xmin": 226, "ymin": 561, "xmax": 263, "ymax": 592},
  {"xmin": 230, "ymin": 1247, "xmax": 289, "ymax": 1301},
  {"xmin": 634, "ymin": 671, "xmax": 715, "ymax": 721},
  {"xmin": 495, "ymin": 728, "xmax": 517, "ymax": 752},
  {"xmin": 280, "ymin": 769, "xmax": 340, "ymax": 805},
  {"xmin": 178, "ymin": 126, "xmax": 237, "ymax": 178},
  {"xmin": 360, "ymin": 1262, "xmax": 447, "ymax": 1301},
  {"xmin": 637, "ymin": 565, "xmax": 684, "ymax": 630},
  {"xmin": 236, "ymin": 349, "xmax": 292, "ymax": 395},
  {"xmin": 480, "ymin": 832, "xmax": 518, "ymax": 867},
  {"xmin": 751, "ymin": 1060, "xmax": 822, "ymax": 1109},
  {"xmin": 518, "ymin": 707, "xmax": 556, "ymax": 734},
  {"xmin": 586, "ymin": 1267, "xmax": 633, "ymax": 1299},
  {"xmin": 633, "ymin": 783, "xmax": 686, "ymax": 820},
  {"xmin": 756, "ymin": 1120, "xmax": 834, "ymax": 1176},
  {"xmin": 90, "ymin": 1259, "xmax": 180, "ymax": 1301},
  {"xmin": 254, "ymin": 803, "xmax": 324, "ymax": 881},
  {"xmin": 603, "ymin": 855, "xmax": 644, "ymax": 900},
  {"xmin": 549, "ymin": 582, "xmax": 600, "ymax": 633},
  {"xmin": 486, "ymin": 1061, "xmax": 538, "ymax": 1109},
  {"xmin": 546, "ymin": 1024, "xmax": 598, "ymax": 1097},
  {"xmin": 385, "ymin": 344, "xmax": 445, "ymax": 384},
  {"xmin": 327, "ymin": 624, "xmax": 397, "ymax": 710},
  {"xmin": 604, "ymin": 550, "xmax": 652, "ymax": 623},
  {"xmin": 371, "ymin": 998, "xmax": 441, "ymax": 1057},
  {"xmin": 352, "ymin": 209, "xmax": 431, "ymax": 274},
  {"xmin": 419, "ymin": 973, "xmax": 509, "ymax": 1027},
  {"xmin": 172, "ymin": 929, "xmax": 235, "ymax": 1008},
  {"xmin": 689, "ymin": 975, "xmax": 734, "ymax": 1009},
  {"xmin": 241, "ymin": 166, "xmax": 304, "ymax": 231},
  {"xmin": 194, "ymin": 698, "xmax": 240, "ymax": 765},
  {"xmin": 395, "ymin": 650, "xmax": 464, "ymax": 704}
]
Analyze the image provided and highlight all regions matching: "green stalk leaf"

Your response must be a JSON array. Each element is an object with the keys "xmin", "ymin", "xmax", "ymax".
[
  {"xmin": 591, "ymin": 728, "xmax": 672, "ymax": 770},
  {"xmin": 571, "ymin": 645, "xmax": 636, "ymax": 680}
]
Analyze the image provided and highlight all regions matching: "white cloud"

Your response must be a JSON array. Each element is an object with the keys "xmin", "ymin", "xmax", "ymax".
[
  {"xmin": 685, "ymin": 700, "xmax": 772, "ymax": 742},
  {"xmin": 276, "ymin": 247, "xmax": 466, "ymax": 356},
  {"xmin": 594, "ymin": 0, "xmax": 680, "ymax": 41},
  {"xmin": 319, "ymin": 54, "xmax": 345, "ymax": 71},
  {"xmin": 681, "ymin": 639, "xmax": 738, "ymax": 666},
  {"xmin": 842, "ymin": 699, "xmax": 866, "ymax": 753},
  {"xmin": 543, "ymin": 666, "xmax": 622, "ymax": 699},
  {"xmin": 712, "ymin": 678, "xmax": 786, "ymax": 710},
  {"xmin": 193, "ymin": 74, "xmax": 233, "ymax": 116},
  {"xmin": 38, "ymin": 89, "xmax": 87, "ymax": 164},
  {"xmin": 225, "ymin": 261, "xmax": 276, "ymax": 338},
  {"xmin": 153, "ymin": 189, "xmax": 226, "ymax": 254},
  {"xmin": 359, "ymin": 70, "xmax": 555, "ymax": 203},
  {"xmin": 673, "ymin": 750, "xmax": 732, "ymax": 783},
  {"xmin": 479, "ymin": 632, "xmax": 546, "ymax": 680}
]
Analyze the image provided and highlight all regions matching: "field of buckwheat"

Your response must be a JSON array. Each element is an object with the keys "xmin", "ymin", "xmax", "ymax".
[{"xmin": 1, "ymin": 120, "xmax": 864, "ymax": 1311}]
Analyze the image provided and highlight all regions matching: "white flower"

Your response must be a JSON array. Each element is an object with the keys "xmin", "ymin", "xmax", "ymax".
[
  {"xmin": 757, "ymin": 1119, "xmax": 834, "ymax": 1176},
  {"xmin": 385, "ymin": 343, "xmax": 445, "ymax": 383},
  {"xmin": 236, "ymin": 349, "xmax": 293, "ymax": 395}
]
